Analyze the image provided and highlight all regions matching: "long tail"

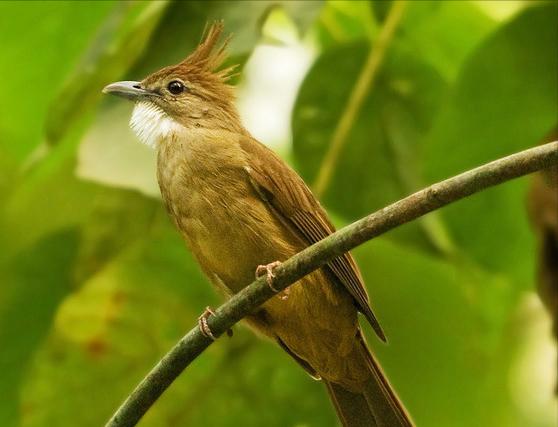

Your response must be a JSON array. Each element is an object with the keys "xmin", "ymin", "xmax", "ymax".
[{"xmin": 324, "ymin": 333, "xmax": 414, "ymax": 427}]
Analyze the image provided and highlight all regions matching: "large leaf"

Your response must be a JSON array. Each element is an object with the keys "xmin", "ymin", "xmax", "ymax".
[
  {"xmin": 131, "ymin": 0, "xmax": 322, "ymax": 76},
  {"xmin": 0, "ymin": 166, "xmax": 159, "ymax": 427},
  {"xmin": 19, "ymin": 218, "xmax": 337, "ymax": 427},
  {"xmin": 315, "ymin": 0, "xmax": 378, "ymax": 47},
  {"xmin": 0, "ymin": 230, "xmax": 80, "ymax": 427},
  {"xmin": 1, "ymin": 155, "xmax": 155, "ymax": 259},
  {"xmin": 0, "ymin": 1, "xmax": 115, "ymax": 161},
  {"xmin": 292, "ymin": 40, "xmax": 449, "ymax": 252},
  {"xmin": 423, "ymin": 3, "xmax": 558, "ymax": 282},
  {"xmin": 382, "ymin": 0, "xmax": 496, "ymax": 81},
  {"xmin": 292, "ymin": 0, "xmax": 501, "ymax": 255},
  {"xmin": 354, "ymin": 238, "xmax": 549, "ymax": 427},
  {"xmin": 45, "ymin": 1, "xmax": 170, "ymax": 146}
]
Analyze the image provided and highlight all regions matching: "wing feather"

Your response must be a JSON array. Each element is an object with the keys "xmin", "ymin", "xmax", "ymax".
[{"xmin": 240, "ymin": 137, "xmax": 385, "ymax": 341}]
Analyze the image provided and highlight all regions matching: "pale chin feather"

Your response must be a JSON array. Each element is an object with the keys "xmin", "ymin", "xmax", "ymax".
[{"xmin": 130, "ymin": 101, "xmax": 182, "ymax": 149}]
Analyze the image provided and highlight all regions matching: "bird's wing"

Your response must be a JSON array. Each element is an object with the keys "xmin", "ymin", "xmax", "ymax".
[{"xmin": 240, "ymin": 136, "xmax": 385, "ymax": 341}]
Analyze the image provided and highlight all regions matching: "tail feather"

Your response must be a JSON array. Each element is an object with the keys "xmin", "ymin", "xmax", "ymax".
[
  {"xmin": 325, "ymin": 332, "xmax": 414, "ymax": 427},
  {"xmin": 360, "ymin": 334, "xmax": 413, "ymax": 426},
  {"xmin": 325, "ymin": 380, "xmax": 380, "ymax": 427}
]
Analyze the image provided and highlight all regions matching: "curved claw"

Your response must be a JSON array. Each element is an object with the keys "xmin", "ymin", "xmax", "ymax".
[
  {"xmin": 197, "ymin": 307, "xmax": 233, "ymax": 340},
  {"xmin": 198, "ymin": 306, "xmax": 217, "ymax": 340},
  {"xmin": 256, "ymin": 261, "xmax": 289, "ymax": 299}
]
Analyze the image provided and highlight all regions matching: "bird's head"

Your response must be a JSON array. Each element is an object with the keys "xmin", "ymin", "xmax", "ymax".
[{"xmin": 103, "ymin": 21, "xmax": 241, "ymax": 148}]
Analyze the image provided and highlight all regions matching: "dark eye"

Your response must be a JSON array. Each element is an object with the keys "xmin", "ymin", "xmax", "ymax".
[{"xmin": 167, "ymin": 80, "xmax": 185, "ymax": 95}]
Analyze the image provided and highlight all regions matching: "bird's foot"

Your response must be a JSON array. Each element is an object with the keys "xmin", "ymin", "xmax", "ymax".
[
  {"xmin": 255, "ymin": 261, "xmax": 282, "ymax": 291},
  {"xmin": 255, "ymin": 261, "xmax": 289, "ymax": 300},
  {"xmin": 198, "ymin": 306, "xmax": 217, "ymax": 340},
  {"xmin": 198, "ymin": 307, "xmax": 233, "ymax": 339}
]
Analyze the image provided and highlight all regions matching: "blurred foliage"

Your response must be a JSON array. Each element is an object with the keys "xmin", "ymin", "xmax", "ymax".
[{"xmin": 0, "ymin": 1, "xmax": 556, "ymax": 427}]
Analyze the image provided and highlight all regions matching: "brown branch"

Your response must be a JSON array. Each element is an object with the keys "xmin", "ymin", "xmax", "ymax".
[{"xmin": 105, "ymin": 141, "xmax": 558, "ymax": 427}]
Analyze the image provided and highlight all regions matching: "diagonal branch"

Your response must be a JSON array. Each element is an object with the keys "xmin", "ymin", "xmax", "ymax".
[
  {"xmin": 312, "ymin": 0, "xmax": 407, "ymax": 196},
  {"xmin": 105, "ymin": 141, "xmax": 558, "ymax": 427}
]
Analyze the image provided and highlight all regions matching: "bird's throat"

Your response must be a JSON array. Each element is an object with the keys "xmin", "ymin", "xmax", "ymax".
[{"xmin": 130, "ymin": 101, "xmax": 183, "ymax": 149}]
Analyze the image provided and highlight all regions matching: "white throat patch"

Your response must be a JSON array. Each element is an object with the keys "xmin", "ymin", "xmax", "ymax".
[{"xmin": 130, "ymin": 101, "xmax": 182, "ymax": 149}]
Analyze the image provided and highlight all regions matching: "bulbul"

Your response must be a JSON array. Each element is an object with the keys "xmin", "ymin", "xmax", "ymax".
[{"xmin": 104, "ymin": 22, "xmax": 413, "ymax": 427}]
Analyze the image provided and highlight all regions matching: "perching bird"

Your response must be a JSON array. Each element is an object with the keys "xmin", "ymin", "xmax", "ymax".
[{"xmin": 103, "ymin": 22, "xmax": 413, "ymax": 427}]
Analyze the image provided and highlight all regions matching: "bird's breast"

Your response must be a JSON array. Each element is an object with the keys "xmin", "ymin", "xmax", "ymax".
[{"xmin": 156, "ymin": 133, "xmax": 296, "ymax": 292}]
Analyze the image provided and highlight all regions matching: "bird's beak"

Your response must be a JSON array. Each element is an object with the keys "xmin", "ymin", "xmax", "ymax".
[{"xmin": 102, "ymin": 81, "xmax": 153, "ymax": 101}]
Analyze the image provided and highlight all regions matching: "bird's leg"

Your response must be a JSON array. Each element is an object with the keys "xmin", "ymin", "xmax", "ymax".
[{"xmin": 255, "ymin": 261, "xmax": 290, "ymax": 300}]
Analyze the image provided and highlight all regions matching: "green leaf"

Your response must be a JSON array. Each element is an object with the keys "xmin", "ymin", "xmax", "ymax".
[
  {"xmin": 355, "ymin": 1, "xmax": 496, "ymax": 81},
  {"xmin": 0, "ymin": 230, "xmax": 80, "ymax": 427},
  {"xmin": 422, "ymin": 3, "xmax": 558, "ymax": 282},
  {"xmin": 130, "ymin": 0, "xmax": 322, "ymax": 77},
  {"xmin": 1, "ymin": 154, "xmax": 153, "ymax": 260},
  {"xmin": 279, "ymin": 0, "xmax": 325, "ymax": 35},
  {"xmin": 354, "ymin": 238, "xmax": 536, "ymax": 427},
  {"xmin": 19, "ymin": 219, "xmax": 336, "ymax": 427},
  {"xmin": 44, "ymin": 1, "xmax": 170, "ymax": 146},
  {"xmin": 369, "ymin": 0, "xmax": 393, "ymax": 24},
  {"xmin": 292, "ymin": 40, "xmax": 449, "ymax": 252},
  {"xmin": 0, "ymin": 1, "xmax": 115, "ymax": 161},
  {"xmin": 17, "ymin": 219, "xmax": 206, "ymax": 427},
  {"xmin": 315, "ymin": 0, "xmax": 378, "ymax": 47},
  {"xmin": 0, "ymin": 156, "xmax": 159, "ymax": 426},
  {"xmin": 396, "ymin": 0, "xmax": 496, "ymax": 81}
]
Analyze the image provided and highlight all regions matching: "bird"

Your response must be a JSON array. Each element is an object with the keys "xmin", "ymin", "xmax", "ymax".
[{"xmin": 103, "ymin": 22, "xmax": 413, "ymax": 427}]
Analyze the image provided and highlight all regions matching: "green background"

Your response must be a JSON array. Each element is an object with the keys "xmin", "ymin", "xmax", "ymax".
[{"xmin": 0, "ymin": 1, "xmax": 556, "ymax": 426}]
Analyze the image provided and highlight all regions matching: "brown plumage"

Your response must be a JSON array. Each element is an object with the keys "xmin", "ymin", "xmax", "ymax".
[{"xmin": 104, "ymin": 22, "xmax": 413, "ymax": 427}]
